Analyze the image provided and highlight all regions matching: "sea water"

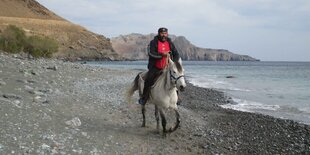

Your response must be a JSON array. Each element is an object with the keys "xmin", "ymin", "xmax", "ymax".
[{"xmin": 87, "ymin": 61, "xmax": 310, "ymax": 125}]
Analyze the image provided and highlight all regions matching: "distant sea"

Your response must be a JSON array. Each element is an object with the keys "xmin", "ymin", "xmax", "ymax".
[{"xmin": 86, "ymin": 61, "xmax": 310, "ymax": 125}]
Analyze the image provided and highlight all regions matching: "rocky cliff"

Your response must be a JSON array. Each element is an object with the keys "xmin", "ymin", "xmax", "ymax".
[
  {"xmin": 111, "ymin": 33, "xmax": 259, "ymax": 61},
  {"xmin": 0, "ymin": 0, "xmax": 120, "ymax": 60}
]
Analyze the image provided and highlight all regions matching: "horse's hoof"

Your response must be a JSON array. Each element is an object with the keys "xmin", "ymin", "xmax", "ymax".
[{"xmin": 141, "ymin": 124, "xmax": 146, "ymax": 127}]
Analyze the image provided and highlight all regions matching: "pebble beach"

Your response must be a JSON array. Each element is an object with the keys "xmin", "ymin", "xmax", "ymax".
[{"xmin": 0, "ymin": 52, "xmax": 309, "ymax": 154}]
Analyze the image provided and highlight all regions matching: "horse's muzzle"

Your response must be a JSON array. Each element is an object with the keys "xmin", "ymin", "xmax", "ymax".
[{"xmin": 179, "ymin": 86, "xmax": 185, "ymax": 92}]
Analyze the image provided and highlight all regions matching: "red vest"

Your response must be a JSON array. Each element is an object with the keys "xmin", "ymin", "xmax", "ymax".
[{"xmin": 155, "ymin": 40, "xmax": 170, "ymax": 69}]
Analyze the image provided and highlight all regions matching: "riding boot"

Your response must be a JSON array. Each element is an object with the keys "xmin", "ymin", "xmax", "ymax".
[{"xmin": 140, "ymin": 85, "xmax": 151, "ymax": 105}]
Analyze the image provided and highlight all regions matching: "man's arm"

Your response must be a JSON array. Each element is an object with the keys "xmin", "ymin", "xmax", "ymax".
[{"xmin": 148, "ymin": 40, "xmax": 162, "ymax": 59}]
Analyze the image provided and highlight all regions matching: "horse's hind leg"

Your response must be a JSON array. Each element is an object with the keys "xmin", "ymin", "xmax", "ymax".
[
  {"xmin": 159, "ymin": 109, "xmax": 167, "ymax": 137},
  {"xmin": 155, "ymin": 105, "xmax": 160, "ymax": 133},
  {"xmin": 168, "ymin": 109, "xmax": 181, "ymax": 133},
  {"xmin": 141, "ymin": 105, "xmax": 146, "ymax": 127}
]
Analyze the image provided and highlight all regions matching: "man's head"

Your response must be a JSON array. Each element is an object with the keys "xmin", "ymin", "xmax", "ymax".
[{"xmin": 158, "ymin": 27, "xmax": 168, "ymax": 42}]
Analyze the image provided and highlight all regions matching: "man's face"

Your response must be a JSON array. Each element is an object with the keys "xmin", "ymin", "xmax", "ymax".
[{"xmin": 159, "ymin": 31, "xmax": 168, "ymax": 42}]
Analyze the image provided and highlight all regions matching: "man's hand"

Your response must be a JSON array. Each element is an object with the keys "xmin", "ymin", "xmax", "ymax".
[{"xmin": 162, "ymin": 52, "xmax": 170, "ymax": 57}]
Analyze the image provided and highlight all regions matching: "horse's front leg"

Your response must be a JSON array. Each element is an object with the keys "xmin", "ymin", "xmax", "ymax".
[
  {"xmin": 168, "ymin": 109, "xmax": 180, "ymax": 132},
  {"xmin": 141, "ymin": 105, "xmax": 146, "ymax": 127},
  {"xmin": 155, "ymin": 105, "xmax": 160, "ymax": 133},
  {"xmin": 159, "ymin": 109, "xmax": 167, "ymax": 137}
]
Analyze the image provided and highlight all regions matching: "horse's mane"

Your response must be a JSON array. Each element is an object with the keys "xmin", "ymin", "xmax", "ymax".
[
  {"xmin": 152, "ymin": 60, "xmax": 183, "ymax": 90},
  {"xmin": 175, "ymin": 60, "xmax": 183, "ymax": 73}
]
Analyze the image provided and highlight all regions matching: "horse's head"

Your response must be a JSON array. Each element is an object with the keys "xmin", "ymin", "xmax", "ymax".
[{"xmin": 168, "ymin": 57, "xmax": 186, "ymax": 92}]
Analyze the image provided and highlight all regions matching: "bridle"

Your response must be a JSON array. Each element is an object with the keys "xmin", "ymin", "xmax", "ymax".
[
  {"xmin": 165, "ymin": 55, "xmax": 185, "ymax": 85},
  {"xmin": 169, "ymin": 70, "xmax": 185, "ymax": 85}
]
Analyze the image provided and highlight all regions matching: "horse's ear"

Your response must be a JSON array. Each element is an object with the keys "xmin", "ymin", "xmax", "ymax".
[
  {"xmin": 178, "ymin": 57, "xmax": 182, "ymax": 65},
  {"xmin": 168, "ymin": 56, "xmax": 173, "ymax": 64}
]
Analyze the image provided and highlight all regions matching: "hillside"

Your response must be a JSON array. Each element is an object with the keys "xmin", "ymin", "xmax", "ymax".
[
  {"xmin": 0, "ymin": 0, "xmax": 120, "ymax": 60},
  {"xmin": 111, "ymin": 33, "xmax": 259, "ymax": 61}
]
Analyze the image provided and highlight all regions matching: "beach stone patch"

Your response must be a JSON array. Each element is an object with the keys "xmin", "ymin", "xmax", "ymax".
[
  {"xmin": 90, "ymin": 148, "xmax": 101, "ymax": 155},
  {"xmin": 31, "ymin": 70, "xmax": 37, "ymax": 75},
  {"xmin": 42, "ymin": 113, "xmax": 52, "ymax": 120},
  {"xmin": 226, "ymin": 75, "xmax": 236, "ymax": 78},
  {"xmin": 0, "ymin": 97, "xmax": 10, "ymax": 103},
  {"xmin": 0, "ymin": 80, "xmax": 6, "ymax": 86},
  {"xmin": 16, "ymin": 79, "xmax": 27, "ymax": 83},
  {"xmin": 3, "ymin": 93, "xmax": 22, "ymax": 100},
  {"xmin": 32, "ymin": 90, "xmax": 46, "ymax": 96},
  {"xmin": 46, "ymin": 66, "xmax": 58, "ymax": 71},
  {"xmin": 33, "ymin": 96, "xmax": 48, "ymax": 103},
  {"xmin": 24, "ymin": 85, "xmax": 34, "ymax": 92},
  {"xmin": 27, "ymin": 80, "xmax": 36, "ymax": 84},
  {"xmin": 65, "ymin": 117, "xmax": 82, "ymax": 128},
  {"xmin": 37, "ymin": 143, "xmax": 52, "ymax": 154},
  {"xmin": 81, "ymin": 132, "xmax": 89, "ymax": 138},
  {"xmin": 20, "ymin": 69, "xmax": 32, "ymax": 76},
  {"xmin": 12, "ymin": 100, "xmax": 22, "ymax": 108},
  {"xmin": 1, "ymin": 53, "xmax": 309, "ymax": 154}
]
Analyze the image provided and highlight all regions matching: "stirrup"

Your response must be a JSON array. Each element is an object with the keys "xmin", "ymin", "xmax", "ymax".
[{"xmin": 138, "ymin": 98, "xmax": 145, "ymax": 105}]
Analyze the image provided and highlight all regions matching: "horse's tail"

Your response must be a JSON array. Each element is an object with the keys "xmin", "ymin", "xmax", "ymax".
[{"xmin": 126, "ymin": 72, "xmax": 141, "ymax": 104}]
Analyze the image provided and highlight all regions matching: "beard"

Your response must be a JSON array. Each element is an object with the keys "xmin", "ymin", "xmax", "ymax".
[{"xmin": 159, "ymin": 36, "xmax": 167, "ymax": 42}]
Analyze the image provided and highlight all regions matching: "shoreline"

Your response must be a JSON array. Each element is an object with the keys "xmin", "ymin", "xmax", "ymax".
[
  {"xmin": 86, "ymin": 59, "xmax": 310, "ymax": 125},
  {"xmin": 0, "ymin": 53, "xmax": 309, "ymax": 154},
  {"xmin": 188, "ymin": 81, "xmax": 310, "ymax": 126}
]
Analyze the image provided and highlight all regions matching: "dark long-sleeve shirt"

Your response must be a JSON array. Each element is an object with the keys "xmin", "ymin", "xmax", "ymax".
[{"xmin": 147, "ymin": 36, "xmax": 180, "ymax": 70}]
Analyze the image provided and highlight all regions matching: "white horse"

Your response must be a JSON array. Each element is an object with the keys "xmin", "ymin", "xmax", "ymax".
[{"xmin": 127, "ymin": 57, "xmax": 186, "ymax": 136}]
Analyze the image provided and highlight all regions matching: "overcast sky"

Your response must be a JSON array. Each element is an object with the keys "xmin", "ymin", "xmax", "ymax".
[{"xmin": 37, "ymin": 0, "xmax": 310, "ymax": 61}]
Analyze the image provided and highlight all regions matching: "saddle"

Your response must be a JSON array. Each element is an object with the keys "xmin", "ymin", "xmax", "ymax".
[{"xmin": 140, "ymin": 70, "xmax": 163, "ymax": 84}]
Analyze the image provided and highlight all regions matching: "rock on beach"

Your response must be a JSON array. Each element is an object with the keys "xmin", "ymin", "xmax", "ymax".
[{"xmin": 65, "ymin": 117, "xmax": 82, "ymax": 128}]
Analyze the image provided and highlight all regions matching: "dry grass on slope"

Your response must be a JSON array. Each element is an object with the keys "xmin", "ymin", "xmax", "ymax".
[
  {"xmin": 0, "ymin": 0, "xmax": 63, "ymax": 20},
  {"xmin": 0, "ymin": 0, "xmax": 118, "ymax": 60},
  {"xmin": 0, "ymin": 16, "xmax": 117, "ymax": 60}
]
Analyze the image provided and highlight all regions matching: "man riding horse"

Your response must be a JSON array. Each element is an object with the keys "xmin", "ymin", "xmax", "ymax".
[{"xmin": 139, "ymin": 27, "xmax": 180, "ymax": 105}]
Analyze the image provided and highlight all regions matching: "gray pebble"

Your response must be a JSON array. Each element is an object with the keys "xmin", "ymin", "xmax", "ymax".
[
  {"xmin": 3, "ymin": 93, "xmax": 22, "ymax": 99},
  {"xmin": 33, "ymin": 91, "xmax": 45, "ymax": 96},
  {"xmin": 65, "ymin": 117, "xmax": 82, "ymax": 128},
  {"xmin": 0, "ymin": 80, "xmax": 6, "ymax": 86},
  {"xmin": 51, "ymin": 149, "xmax": 58, "ymax": 154},
  {"xmin": 25, "ymin": 85, "xmax": 34, "ymax": 91},
  {"xmin": 46, "ymin": 66, "xmax": 58, "ymax": 71},
  {"xmin": 34, "ymin": 96, "xmax": 47, "ymax": 103},
  {"xmin": 13, "ymin": 100, "xmax": 21, "ymax": 105},
  {"xmin": 27, "ymin": 80, "xmax": 36, "ymax": 84},
  {"xmin": 16, "ymin": 79, "xmax": 27, "ymax": 83},
  {"xmin": 41, "ymin": 144, "xmax": 50, "ymax": 150},
  {"xmin": 31, "ymin": 70, "xmax": 37, "ymax": 75}
]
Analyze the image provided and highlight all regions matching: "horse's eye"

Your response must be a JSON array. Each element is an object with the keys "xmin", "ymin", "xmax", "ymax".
[{"xmin": 173, "ymin": 71, "xmax": 176, "ymax": 74}]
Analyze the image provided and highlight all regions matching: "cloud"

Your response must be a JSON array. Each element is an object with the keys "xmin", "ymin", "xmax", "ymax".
[
  {"xmin": 37, "ymin": 0, "xmax": 310, "ymax": 61},
  {"xmin": 38, "ymin": 0, "xmax": 309, "ymax": 33},
  {"xmin": 38, "ymin": 0, "xmax": 259, "ymax": 29}
]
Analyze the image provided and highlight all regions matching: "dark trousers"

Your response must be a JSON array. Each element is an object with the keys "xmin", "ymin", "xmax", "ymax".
[{"xmin": 142, "ymin": 67, "xmax": 162, "ymax": 103}]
